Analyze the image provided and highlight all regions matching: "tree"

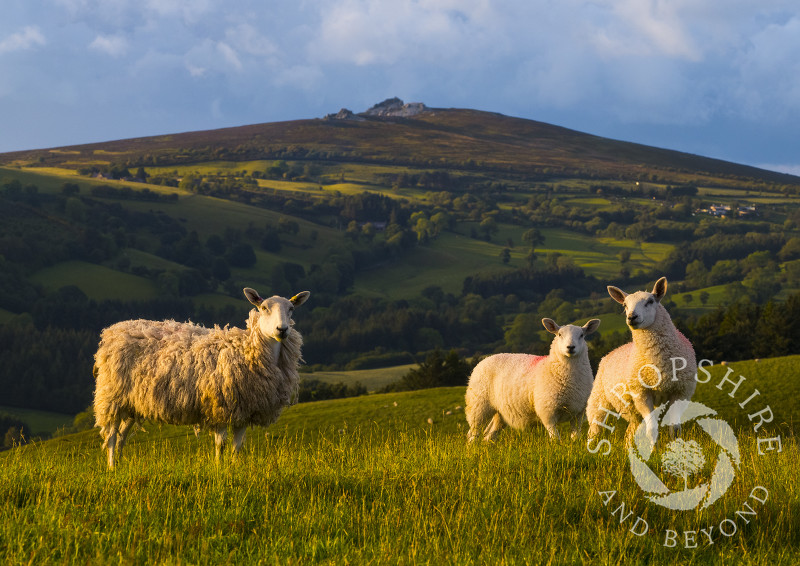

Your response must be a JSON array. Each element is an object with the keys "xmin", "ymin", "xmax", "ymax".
[
  {"xmin": 211, "ymin": 258, "xmax": 231, "ymax": 281},
  {"xmin": 346, "ymin": 220, "xmax": 360, "ymax": 241},
  {"xmin": 699, "ymin": 291, "xmax": 710, "ymax": 305},
  {"xmin": 361, "ymin": 222, "xmax": 376, "ymax": 243},
  {"xmin": 226, "ymin": 243, "xmax": 257, "ymax": 268},
  {"xmin": 500, "ymin": 248, "xmax": 511, "ymax": 264},
  {"xmin": 394, "ymin": 350, "xmax": 471, "ymax": 390},
  {"xmin": 522, "ymin": 228, "xmax": 545, "ymax": 248},
  {"xmin": 479, "ymin": 216, "xmax": 498, "ymax": 241}
]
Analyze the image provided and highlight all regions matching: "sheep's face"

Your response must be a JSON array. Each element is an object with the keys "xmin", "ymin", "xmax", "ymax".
[
  {"xmin": 244, "ymin": 288, "xmax": 310, "ymax": 342},
  {"xmin": 608, "ymin": 277, "xmax": 667, "ymax": 330},
  {"xmin": 543, "ymin": 318, "xmax": 601, "ymax": 358}
]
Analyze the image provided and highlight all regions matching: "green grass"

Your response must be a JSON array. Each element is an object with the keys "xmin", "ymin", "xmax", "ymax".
[
  {"xmin": 304, "ymin": 364, "xmax": 417, "ymax": 392},
  {"xmin": 693, "ymin": 356, "xmax": 800, "ymax": 432},
  {"xmin": 353, "ymin": 226, "xmax": 677, "ymax": 299},
  {"xmin": 29, "ymin": 260, "xmax": 160, "ymax": 302},
  {"xmin": 1, "ymin": 376, "xmax": 797, "ymax": 564},
  {"xmin": 0, "ymin": 406, "xmax": 73, "ymax": 437},
  {"xmin": 671, "ymin": 284, "xmax": 733, "ymax": 314}
]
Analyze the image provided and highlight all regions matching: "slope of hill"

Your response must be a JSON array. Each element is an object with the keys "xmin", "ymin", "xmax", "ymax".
[
  {"xmin": 1, "ymin": 101, "xmax": 799, "ymax": 418},
  {"xmin": 3, "ymin": 104, "xmax": 799, "ymax": 187}
]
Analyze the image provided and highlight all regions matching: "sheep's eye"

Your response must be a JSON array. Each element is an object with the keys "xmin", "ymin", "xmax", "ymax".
[
  {"xmin": 289, "ymin": 307, "xmax": 294, "ymax": 315},
  {"xmin": 646, "ymin": 298, "xmax": 654, "ymax": 306}
]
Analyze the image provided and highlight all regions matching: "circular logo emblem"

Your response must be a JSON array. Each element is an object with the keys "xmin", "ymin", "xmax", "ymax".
[{"xmin": 628, "ymin": 400, "xmax": 741, "ymax": 510}]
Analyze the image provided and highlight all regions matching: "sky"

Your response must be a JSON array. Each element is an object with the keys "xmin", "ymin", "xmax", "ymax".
[{"xmin": 2, "ymin": 0, "xmax": 799, "ymax": 175}]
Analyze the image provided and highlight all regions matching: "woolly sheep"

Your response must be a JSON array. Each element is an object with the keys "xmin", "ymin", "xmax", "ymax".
[
  {"xmin": 93, "ymin": 287, "xmax": 310, "ymax": 468},
  {"xmin": 586, "ymin": 277, "xmax": 696, "ymax": 448},
  {"xmin": 465, "ymin": 318, "xmax": 601, "ymax": 442}
]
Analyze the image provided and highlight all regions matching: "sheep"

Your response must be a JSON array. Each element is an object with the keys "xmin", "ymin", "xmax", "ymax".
[
  {"xmin": 93, "ymin": 287, "xmax": 310, "ymax": 468},
  {"xmin": 586, "ymin": 277, "xmax": 696, "ymax": 448},
  {"xmin": 465, "ymin": 318, "xmax": 601, "ymax": 442}
]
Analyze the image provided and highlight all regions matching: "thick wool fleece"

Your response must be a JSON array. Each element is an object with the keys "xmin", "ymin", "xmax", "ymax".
[
  {"xmin": 465, "ymin": 340, "xmax": 593, "ymax": 436},
  {"xmin": 586, "ymin": 302, "xmax": 696, "ymax": 424},
  {"xmin": 93, "ymin": 309, "xmax": 302, "ymax": 430}
]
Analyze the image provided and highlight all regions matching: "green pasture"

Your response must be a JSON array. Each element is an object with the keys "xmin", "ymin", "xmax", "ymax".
[
  {"xmin": 2, "ymin": 357, "xmax": 799, "ymax": 564},
  {"xmin": 354, "ymin": 230, "xmax": 516, "ymax": 298},
  {"xmin": 0, "ymin": 166, "xmax": 188, "ymax": 197},
  {"xmin": 693, "ymin": 356, "xmax": 800, "ymax": 432},
  {"xmin": 30, "ymin": 261, "xmax": 160, "ymax": 302},
  {"xmin": 0, "ymin": 406, "xmax": 73, "ymax": 437},
  {"xmin": 671, "ymin": 284, "xmax": 733, "ymax": 314},
  {"xmin": 354, "ymin": 226, "xmax": 677, "ymax": 299},
  {"xmin": 304, "ymin": 364, "xmax": 417, "ymax": 392},
  {"xmin": 120, "ymin": 248, "xmax": 189, "ymax": 273},
  {"xmin": 564, "ymin": 197, "xmax": 614, "ymax": 208}
]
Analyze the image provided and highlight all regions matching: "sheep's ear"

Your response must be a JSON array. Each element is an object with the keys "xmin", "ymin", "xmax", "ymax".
[
  {"xmin": 542, "ymin": 318, "xmax": 560, "ymax": 334},
  {"xmin": 583, "ymin": 319, "xmax": 601, "ymax": 336},
  {"xmin": 290, "ymin": 291, "xmax": 310, "ymax": 307},
  {"xmin": 244, "ymin": 287, "xmax": 263, "ymax": 307},
  {"xmin": 652, "ymin": 277, "xmax": 668, "ymax": 301},
  {"xmin": 607, "ymin": 286, "xmax": 628, "ymax": 304}
]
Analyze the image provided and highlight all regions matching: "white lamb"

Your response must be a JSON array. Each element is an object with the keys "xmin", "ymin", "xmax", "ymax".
[
  {"xmin": 465, "ymin": 318, "xmax": 601, "ymax": 442},
  {"xmin": 586, "ymin": 277, "xmax": 696, "ymax": 448},
  {"xmin": 93, "ymin": 287, "xmax": 310, "ymax": 468}
]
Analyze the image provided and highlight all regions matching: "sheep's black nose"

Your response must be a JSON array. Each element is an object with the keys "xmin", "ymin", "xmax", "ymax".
[
  {"xmin": 567, "ymin": 345, "xmax": 576, "ymax": 353},
  {"xmin": 628, "ymin": 314, "xmax": 639, "ymax": 323},
  {"xmin": 277, "ymin": 326, "xmax": 288, "ymax": 336}
]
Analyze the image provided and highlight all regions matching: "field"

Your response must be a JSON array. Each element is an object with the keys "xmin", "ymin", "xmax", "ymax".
[
  {"xmin": 1, "ymin": 163, "xmax": 684, "ymax": 305},
  {"xmin": 2, "ymin": 357, "xmax": 798, "ymax": 564},
  {"xmin": 30, "ymin": 261, "xmax": 160, "ymax": 302},
  {"xmin": 0, "ymin": 406, "xmax": 73, "ymax": 437}
]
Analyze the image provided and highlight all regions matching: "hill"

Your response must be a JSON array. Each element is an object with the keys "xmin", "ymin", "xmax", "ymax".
[
  {"xmin": 1, "ymin": 101, "xmax": 799, "ymax": 417},
  {"xmin": 3, "ymin": 104, "xmax": 799, "ymax": 187}
]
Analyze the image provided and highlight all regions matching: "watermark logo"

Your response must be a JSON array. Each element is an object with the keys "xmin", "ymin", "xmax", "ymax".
[
  {"xmin": 627, "ymin": 400, "xmax": 740, "ymax": 511},
  {"xmin": 590, "ymin": 359, "xmax": 783, "ymax": 549}
]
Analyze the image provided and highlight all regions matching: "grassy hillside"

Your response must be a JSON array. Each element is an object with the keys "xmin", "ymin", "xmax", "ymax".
[
  {"xmin": 4, "ymin": 108, "xmax": 799, "ymax": 187},
  {"xmin": 2, "ymin": 356, "xmax": 798, "ymax": 564}
]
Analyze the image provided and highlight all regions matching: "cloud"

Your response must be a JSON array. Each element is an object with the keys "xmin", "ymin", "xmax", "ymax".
[
  {"xmin": 216, "ymin": 42, "xmax": 243, "ymax": 71},
  {"xmin": 591, "ymin": 0, "xmax": 700, "ymax": 61},
  {"xmin": 89, "ymin": 35, "xmax": 129, "ymax": 57},
  {"xmin": 734, "ymin": 16, "xmax": 800, "ymax": 119},
  {"xmin": 312, "ymin": 0, "xmax": 500, "ymax": 66},
  {"xmin": 0, "ymin": 26, "xmax": 46, "ymax": 54}
]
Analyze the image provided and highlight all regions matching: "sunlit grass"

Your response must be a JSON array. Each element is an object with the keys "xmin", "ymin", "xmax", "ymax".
[{"xmin": 2, "ymin": 413, "xmax": 796, "ymax": 565}]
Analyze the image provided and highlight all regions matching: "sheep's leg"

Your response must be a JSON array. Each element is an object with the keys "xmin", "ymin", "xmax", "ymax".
[
  {"xmin": 667, "ymin": 398, "xmax": 689, "ymax": 438},
  {"xmin": 103, "ymin": 417, "xmax": 122, "ymax": 469},
  {"xmin": 569, "ymin": 412, "xmax": 585, "ymax": 440},
  {"xmin": 632, "ymin": 393, "xmax": 657, "ymax": 448},
  {"xmin": 623, "ymin": 415, "xmax": 641, "ymax": 447},
  {"xmin": 483, "ymin": 413, "xmax": 505, "ymax": 442},
  {"xmin": 115, "ymin": 417, "xmax": 135, "ymax": 462},
  {"xmin": 232, "ymin": 427, "xmax": 247, "ymax": 457},
  {"xmin": 544, "ymin": 422, "xmax": 561, "ymax": 440},
  {"xmin": 214, "ymin": 428, "xmax": 228, "ymax": 462},
  {"xmin": 539, "ymin": 410, "xmax": 561, "ymax": 440},
  {"xmin": 465, "ymin": 395, "xmax": 494, "ymax": 443}
]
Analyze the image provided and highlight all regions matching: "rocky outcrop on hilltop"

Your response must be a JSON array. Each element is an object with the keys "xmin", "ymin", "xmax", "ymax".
[
  {"xmin": 362, "ymin": 97, "xmax": 429, "ymax": 117},
  {"xmin": 323, "ymin": 108, "xmax": 365, "ymax": 121}
]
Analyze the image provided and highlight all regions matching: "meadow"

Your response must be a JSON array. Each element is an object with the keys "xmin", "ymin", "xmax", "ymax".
[{"xmin": 2, "ymin": 355, "xmax": 798, "ymax": 565}]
